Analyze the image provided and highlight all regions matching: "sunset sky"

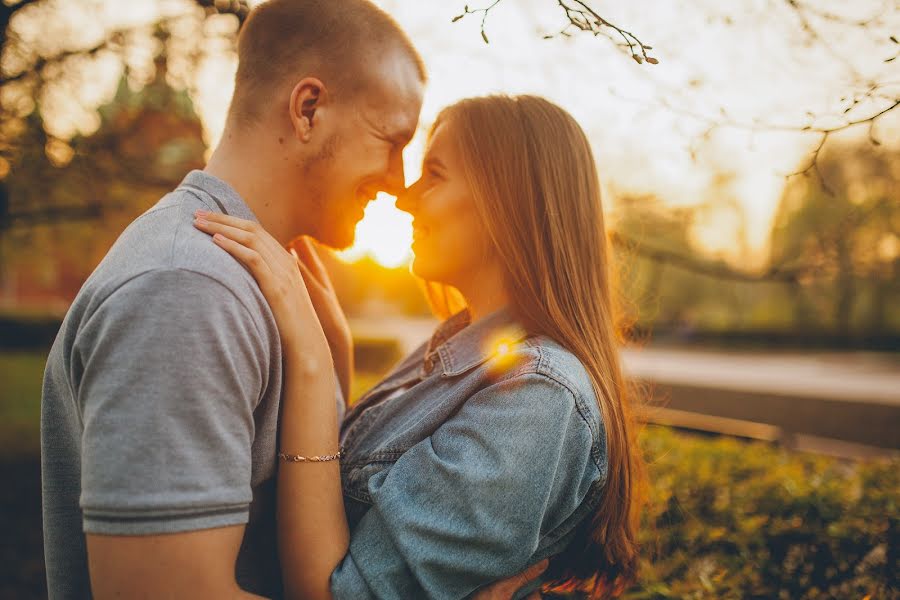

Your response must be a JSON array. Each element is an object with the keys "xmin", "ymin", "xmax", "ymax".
[{"xmin": 19, "ymin": 0, "xmax": 900, "ymax": 267}]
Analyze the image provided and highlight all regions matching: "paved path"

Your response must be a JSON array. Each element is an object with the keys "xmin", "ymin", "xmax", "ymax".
[
  {"xmin": 621, "ymin": 347, "xmax": 899, "ymax": 406},
  {"xmin": 351, "ymin": 316, "xmax": 899, "ymax": 404},
  {"xmin": 349, "ymin": 317, "xmax": 900, "ymax": 451}
]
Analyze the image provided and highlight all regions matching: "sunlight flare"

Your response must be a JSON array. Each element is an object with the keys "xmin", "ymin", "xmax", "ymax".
[{"xmin": 339, "ymin": 194, "xmax": 413, "ymax": 268}]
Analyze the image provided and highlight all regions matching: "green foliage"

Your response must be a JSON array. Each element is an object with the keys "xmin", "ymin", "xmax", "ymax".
[
  {"xmin": 770, "ymin": 144, "xmax": 900, "ymax": 338},
  {"xmin": 624, "ymin": 426, "xmax": 899, "ymax": 599},
  {"xmin": 0, "ymin": 351, "xmax": 47, "ymax": 457},
  {"xmin": 2, "ymin": 349, "xmax": 898, "ymax": 597},
  {"xmin": 609, "ymin": 149, "xmax": 900, "ymax": 344},
  {"xmin": 353, "ymin": 336, "xmax": 404, "ymax": 376}
]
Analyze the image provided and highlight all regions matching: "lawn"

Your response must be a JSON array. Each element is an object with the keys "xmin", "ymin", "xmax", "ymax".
[
  {"xmin": 0, "ymin": 351, "xmax": 48, "ymax": 457},
  {"xmin": 2, "ymin": 350, "xmax": 897, "ymax": 599}
]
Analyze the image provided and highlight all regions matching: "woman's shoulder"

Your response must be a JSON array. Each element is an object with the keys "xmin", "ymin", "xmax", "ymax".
[
  {"xmin": 487, "ymin": 336, "xmax": 605, "ymax": 436},
  {"xmin": 477, "ymin": 334, "xmax": 608, "ymax": 483},
  {"xmin": 491, "ymin": 334, "xmax": 596, "ymax": 397}
]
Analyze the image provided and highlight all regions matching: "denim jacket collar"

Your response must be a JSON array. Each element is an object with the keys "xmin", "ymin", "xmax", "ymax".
[{"xmin": 426, "ymin": 307, "xmax": 529, "ymax": 377}]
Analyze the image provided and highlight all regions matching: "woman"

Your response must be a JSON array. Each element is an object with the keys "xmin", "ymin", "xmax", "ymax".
[{"xmin": 193, "ymin": 95, "xmax": 645, "ymax": 599}]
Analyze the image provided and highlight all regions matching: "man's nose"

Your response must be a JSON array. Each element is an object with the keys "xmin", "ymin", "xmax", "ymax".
[{"xmin": 380, "ymin": 153, "xmax": 406, "ymax": 197}]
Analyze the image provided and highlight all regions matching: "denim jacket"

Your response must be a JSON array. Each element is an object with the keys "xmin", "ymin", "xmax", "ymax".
[{"xmin": 330, "ymin": 308, "xmax": 609, "ymax": 600}]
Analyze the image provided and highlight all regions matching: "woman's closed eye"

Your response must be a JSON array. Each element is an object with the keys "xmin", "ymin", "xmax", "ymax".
[{"xmin": 424, "ymin": 168, "xmax": 444, "ymax": 186}]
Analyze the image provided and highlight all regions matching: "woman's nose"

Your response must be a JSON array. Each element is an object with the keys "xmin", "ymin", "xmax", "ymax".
[{"xmin": 395, "ymin": 179, "xmax": 421, "ymax": 214}]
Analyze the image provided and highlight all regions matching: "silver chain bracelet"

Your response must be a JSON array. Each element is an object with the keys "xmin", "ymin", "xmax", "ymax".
[{"xmin": 278, "ymin": 450, "xmax": 342, "ymax": 463}]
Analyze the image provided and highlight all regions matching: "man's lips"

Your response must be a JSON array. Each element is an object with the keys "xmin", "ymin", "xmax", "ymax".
[
  {"xmin": 412, "ymin": 222, "xmax": 430, "ymax": 241},
  {"xmin": 357, "ymin": 190, "xmax": 378, "ymax": 209}
]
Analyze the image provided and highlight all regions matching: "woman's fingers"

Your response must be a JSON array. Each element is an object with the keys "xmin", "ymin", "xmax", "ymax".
[
  {"xmin": 193, "ymin": 210, "xmax": 257, "ymax": 232},
  {"xmin": 210, "ymin": 233, "xmax": 273, "ymax": 280},
  {"xmin": 292, "ymin": 248, "xmax": 326, "ymax": 294},
  {"xmin": 194, "ymin": 213, "xmax": 295, "ymax": 283},
  {"xmin": 292, "ymin": 237, "xmax": 331, "ymax": 289},
  {"xmin": 194, "ymin": 217, "xmax": 258, "ymax": 248},
  {"xmin": 194, "ymin": 211, "xmax": 286, "ymax": 261}
]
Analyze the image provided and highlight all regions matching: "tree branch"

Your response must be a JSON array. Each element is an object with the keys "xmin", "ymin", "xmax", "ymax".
[
  {"xmin": 452, "ymin": 0, "xmax": 658, "ymax": 63},
  {"xmin": 610, "ymin": 231, "xmax": 806, "ymax": 284},
  {"xmin": 562, "ymin": 0, "xmax": 657, "ymax": 64},
  {"xmin": 0, "ymin": 0, "xmax": 250, "ymax": 85}
]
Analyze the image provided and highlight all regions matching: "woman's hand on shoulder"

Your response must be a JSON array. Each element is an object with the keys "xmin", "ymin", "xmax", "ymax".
[{"xmin": 192, "ymin": 210, "xmax": 328, "ymax": 361}]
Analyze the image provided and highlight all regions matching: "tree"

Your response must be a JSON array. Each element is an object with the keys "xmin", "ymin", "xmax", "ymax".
[
  {"xmin": 0, "ymin": 0, "xmax": 249, "ymax": 231},
  {"xmin": 0, "ymin": 47, "xmax": 206, "ymax": 301},
  {"xmin": 769, "ymin": 142, "xmax": 900, "ymax": 339},
  {"xmin": 1, "ymin": 0, "xmax": 897, "ymax": 286}
]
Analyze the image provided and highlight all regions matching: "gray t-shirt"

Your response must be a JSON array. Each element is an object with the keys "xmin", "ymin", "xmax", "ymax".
[{"xmin": 41, "ymin": 170, "xmax": 339, "ymax": 598}]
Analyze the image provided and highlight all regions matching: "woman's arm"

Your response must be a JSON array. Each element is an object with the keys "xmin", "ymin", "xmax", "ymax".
[
  {"xmin": 330, "ymin": 372, "xmax": 602, "ymax": 600},
  {"xmin": 290, "ymin": 238, "xmax": 354, "ymax": 404},
  {"xmin": 193, "ymin": 211, "xmax": 347, "ymax": 600},
  {"xmin": 277, "ymin": 343, "xmax": 348, "ymax": 600}
]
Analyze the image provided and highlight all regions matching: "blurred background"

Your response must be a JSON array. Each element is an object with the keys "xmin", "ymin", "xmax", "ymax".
[{"xmin": 0, "ymin": 0, "xmax": 898, "ymax": 598}]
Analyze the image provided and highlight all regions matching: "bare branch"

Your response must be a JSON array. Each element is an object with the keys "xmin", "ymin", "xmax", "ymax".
[
  {"xmin": 784, "ymin": 0, "xmax": 890, "ymax": 28},
  {"xmin": 610, "ymin": 231, "xmax": 808, "ymax": 284},
  {"xmin": 781, "ymin": 0, "xmax": 865, "ymax": 81},
  {"xmin": 784, "ymin": 132, "xmax": 834, "ymax": 195},
  {"xmin": 565, "ymin": 0, "xmax": 657, "ymax": 64},
  {"xmin": 451, "ymin": 0, "xmax": 502, "ymax": 43},
  {"xmin": 1, "ymin": 0, "xmax": 250, "ymax": 86},
  {"xmin": 610, "ymin": 81, "xmax": 900, "ymax": 196},
  {"xmin": 452, "ymin": 0, "xmax": 658, "ymax": 63},
  {"xmin": 784, "ymin": 98, "xmax": 899, "ymax": 194}
]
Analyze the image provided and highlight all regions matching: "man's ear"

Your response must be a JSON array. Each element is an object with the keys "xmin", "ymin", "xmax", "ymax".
[{"xmin": 289, "ymin": 77, "xmax": 327, "ymax": 143}]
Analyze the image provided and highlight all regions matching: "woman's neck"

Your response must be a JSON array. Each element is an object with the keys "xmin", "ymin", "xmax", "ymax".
[{"xmin": 455, "ymin": 263, "xmax": 510, "ymax": 323}]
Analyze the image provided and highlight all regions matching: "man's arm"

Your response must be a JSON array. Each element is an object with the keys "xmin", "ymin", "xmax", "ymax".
[
  {"xmin": 74, "ymin": 269, "xmax": 273, "ymax": 597},
  {"xmin": 87, "ymin": 527, "xmax": 266, "ymax": 600}
]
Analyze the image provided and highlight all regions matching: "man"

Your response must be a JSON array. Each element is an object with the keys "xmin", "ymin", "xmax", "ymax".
[{"xmin": 41, "ymin": 0, "xmax": 545, "ymax": 598}]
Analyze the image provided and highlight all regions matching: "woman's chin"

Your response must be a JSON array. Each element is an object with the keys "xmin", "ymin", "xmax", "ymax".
[
  {"xmin": 409, "ymin": 255, "xmax": 428, "ymax": 279},
  {"xmin": 410, "ymin": 256, "xmax": 442, "ymax": 282}
]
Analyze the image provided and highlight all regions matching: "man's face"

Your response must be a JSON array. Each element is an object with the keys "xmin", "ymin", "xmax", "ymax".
[{"xmin": 302, "ymin": 54, "xmax": 424, "ymax": 250}]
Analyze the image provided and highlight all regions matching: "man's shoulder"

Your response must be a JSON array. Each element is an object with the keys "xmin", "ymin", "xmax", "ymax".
[
  {"xmin": 70, "ymin": 188, "xmax": 272, "ymax": 337},
  {"xmin": 91, "ymin": 189, "xmax": 258, "ymax": 298}
]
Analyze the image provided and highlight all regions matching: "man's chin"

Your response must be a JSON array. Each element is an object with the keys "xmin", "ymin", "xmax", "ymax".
[{"xmin": 313, "ymin": 228, "xmax": 355, "ymax": 251}]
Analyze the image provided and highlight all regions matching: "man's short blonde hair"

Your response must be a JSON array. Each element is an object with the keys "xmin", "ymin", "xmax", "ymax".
[{"xmin": 230, "ymin": 0, "xmax": 426, "ymax": 123}]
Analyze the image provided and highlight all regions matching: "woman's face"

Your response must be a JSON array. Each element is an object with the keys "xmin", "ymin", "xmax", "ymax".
[{"xmin": 397, "ymin": 122, "xmax": 492, "ymax": 287}]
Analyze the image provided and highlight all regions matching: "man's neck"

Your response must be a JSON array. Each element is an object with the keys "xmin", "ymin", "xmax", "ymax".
[{"xmin": 204, "ymin": 128, "xmax": 304, "ymax": 246}]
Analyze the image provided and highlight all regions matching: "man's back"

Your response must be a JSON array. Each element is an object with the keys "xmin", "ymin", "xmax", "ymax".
[{"xmin": 41, "ymin": 171, "xmax": 284, "ymax": 598}]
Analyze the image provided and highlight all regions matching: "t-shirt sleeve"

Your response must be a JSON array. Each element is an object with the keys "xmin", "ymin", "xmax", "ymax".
[{"xmin": 74, "ymin": 269, "xmax": 270, "ymax": 535}]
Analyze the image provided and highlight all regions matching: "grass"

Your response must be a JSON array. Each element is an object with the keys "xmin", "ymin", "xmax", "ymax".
[
  {"xmin": 4, "ymin": 349, "xmax": 898, "ymax": 598},
  {"xmin": 0, "ymin": 351, "xmax": 48, "ymax": 457},
  {"xmin": 0, "ymin": 347, "xmax": 387, "ymax": 459}
]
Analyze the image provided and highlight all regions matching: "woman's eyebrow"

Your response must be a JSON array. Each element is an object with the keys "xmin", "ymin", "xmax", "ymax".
[{"xmin": 424, "ymin": 156, "xmax": 446, "ymax": 170}]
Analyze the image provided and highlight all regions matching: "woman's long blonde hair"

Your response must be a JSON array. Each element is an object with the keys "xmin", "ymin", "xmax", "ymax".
[{"xmin": 425, "ymin": 95, "xmax": 645, "ymax": 596}]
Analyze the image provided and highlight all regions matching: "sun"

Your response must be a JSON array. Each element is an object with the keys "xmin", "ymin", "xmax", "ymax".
[{"xmin": 339, "ymin": 193, "xmax": 413, "ymax": 268}]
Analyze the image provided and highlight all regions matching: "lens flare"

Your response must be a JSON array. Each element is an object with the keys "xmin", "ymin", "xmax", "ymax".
[{"xmin": 339, "ymin": 194, "xmax": 413, "ymax": 267}]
